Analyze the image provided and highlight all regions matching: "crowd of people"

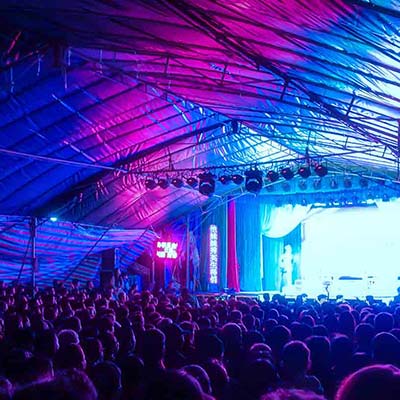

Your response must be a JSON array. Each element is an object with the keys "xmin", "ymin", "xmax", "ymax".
[{"xmin": 0, "ymin": 279, "xmax": 400, "ymax": 400}]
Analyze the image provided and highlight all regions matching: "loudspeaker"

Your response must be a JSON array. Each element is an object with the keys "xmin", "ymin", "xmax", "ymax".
[
  {"xmin": 100, "ymin": 248, "xmax": 120, "ymax": 288},
  {"xmin": 101, "ymin": 248, "xmax": 120, "ymax": 270}
]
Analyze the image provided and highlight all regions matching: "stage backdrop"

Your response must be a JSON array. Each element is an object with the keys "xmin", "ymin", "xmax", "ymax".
[
  {"xmin": 0, "ymin": 215, "xmax": 157, "ymax": 287},
  {"xmin": 229, "ymin": 196, "xmax": 310, "ymax": 292}
]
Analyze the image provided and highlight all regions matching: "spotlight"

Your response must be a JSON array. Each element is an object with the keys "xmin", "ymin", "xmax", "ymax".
[
  {"xmin": 298, "ymin": 166, "xmax": 311, "ymax": 178},
  {"xmin": 330, "ymin": 178, "xmax": 338, "ymax": 189},
  {"xmin": 49, "ymin": 216, "xmax": 58, "ymax": 222},
  {"xmin": 245, "ymin": 169, "xmax": 263, "ymax": 193},
  {"xmin": 281, "ymin": 167, "xmax": 294, "ymax": 180},
  {"xmin": 266, "ymin": 185, "xmax": 274, "ymax": 192},
  {"xmin": 198, "ymin": 172, "xmax": 215, "ymax": 196},
  {"xmin": 344, "ymin": 177, "xmax": 352, "ymax": 188},
  {"xmin": 218, "ymin": 175, "xmax": 231, "ymax": 185},
  {"xmin": 359, "ymin": 178, "xmax": 368, "ymax": 188},
  {"xmin": 232, "ymin": 174, "xmax": 244, "ymax": 185},
  {"xmin": 171, "ymin": 177, "xmax": 184, "ymax": 188},
  {"xmin": 314, "ymin": 164, "xmax": 328, "ymax": 177},
  {"xmin": 267, "ymin": 170, "xmax": 279, "ymax": 182},
  {"xmin": 145, "ymin": 178, "xmax": 157, "ymax": 190},
  {"xmin": 313, "ymin": 179, "xmax": 322, "ymax": 190},
  {"xmin": 298, "ymin": 180, "xmax": 307, "ymax": 190},
  {"xmin": 282, "ymin": 182, "xmax": 291, "ymax": 192},
  {"xmin": 377, "ymin": 178, "xmax": 385, "ymax": 186},
  {"xmin": 186, "ymin": 177, "xmax": 198, "ymax": 188},
  {"xmin": 158, "ymin": 178, "xmax": 169, "ymax": 189}
]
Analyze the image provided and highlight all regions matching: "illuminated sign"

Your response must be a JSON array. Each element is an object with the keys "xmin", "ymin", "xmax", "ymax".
[
  {"xmin": 209, "ymin": 224, "xmax": 218, "ymax": 284},
  {"xmin": 156, "ymin": 241, "xmax": 178, "ymax": 259}
]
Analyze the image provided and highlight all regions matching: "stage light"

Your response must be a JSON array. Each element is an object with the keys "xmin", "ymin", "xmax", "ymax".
[
  {"xmin": 145, "ymin": 178, "xmax": 157, "ymax": 190},
  {"xmin": 298, "ymin": 166, "xmax": 311, "ymax": 178},
  {"xmin": 330, "ymin": 178, "xmax": 338, "ymax": 189},
  {"xmin": 313, "ymin": 179, "xmax": 322, "ymax": 190},
  {"xmin": 171, "ymin": 177, "xmax": 184, "ymax": 188},
  {"xmin": 281, "ymin": 167, "xmax": 294, "ymax": 180},
  {"xmin": 158, "ymin": 178, "xmax": 169, "ymax": 189},
  {"xmin": 282, "ymin": 182, "xmax": 291, "ymax": 192},
  {"xmin": 49, "ymin": 216, "xmax": 58, "ymax": 222},
  {"xmin": 198, "ymin": 172, "xmax": 215, "ymax": 196},
  {"xmin": 314, "ymin": 164, "xmax": 328, "ymax": 177},
  {"xmin": 218, "ymin": 175, "xmax": 231, "ymax": 185},
  {"xmin": 245, "ymin": 169, "xmax": 263, "ymax": 193},
  {"xmin": 266, "ymin": 185, "xmax": 274, "ymax": 192},
  {"xmin": 267, "ymin": 170, "xmax": 279, "ymax": 182},
  {"xmin": 186, "ymin": 177, "xmax": 198, "ymax": 188},
  {"xmin": 232, "ymin": 174, "xmax": 244, "ymax": 185},
  {"xmin": 298, "ymin": 180, "xmax": 307, "ymax": 190},
  {"xmin": 377, "ymin": 178, "xmax": 385, "ymax": 186},
  {"xmin": 359, "ymin": 178, "xmax": 368, "ymax": 188},
  {"xmin": 344, "ymin": 177, "xmax": 352, "ymax": 188}
]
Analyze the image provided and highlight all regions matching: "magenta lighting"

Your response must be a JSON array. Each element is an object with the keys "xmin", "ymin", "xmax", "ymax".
[
  {"xmin": 156, "ymin": 241, "xmax": 178, "ymax": 259},
  {"xmin": 209, "ymin": 224, "xmax": 218, "ymax": 285}
]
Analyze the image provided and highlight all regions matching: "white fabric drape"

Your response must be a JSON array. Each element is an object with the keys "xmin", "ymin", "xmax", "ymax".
[{"xmin": 261, "ymin": 203, "xmax": 311, "ymax": 238}]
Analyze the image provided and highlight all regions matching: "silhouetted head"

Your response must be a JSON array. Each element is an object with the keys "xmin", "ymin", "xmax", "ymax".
[
  {"xmin": 331, "ymin": 335, "xmax": 353, "ymax": 366},
  {"xmin": 372, "ymin": 332, "xmax": 400, "ymax": 365},
  {"xmin": 89, "ymin": 361, "xmax": 121, "ymax": 400},
  {"xmin": 142, "ymin": 328, "xmax": 166, "ymax": 366},
  {"xmin": 35, "ymin": 329, "xmax": 59, "ymax": 358},
  {"xmin": 291, "ymin": 322, "xmax": 313, "ymax": 342},
  {"xmin": 338, "ymin": 311, "xmax": 356, "ymax": 337},
  {"xmin": 306, "ymin": 336, "xmax": 330, "ymax": 369},
  {"xmin": 144, "ymin": 369, "xmax": 205, "ymax": 400},
  {"xmin": 268, "ymin": 325, "xmax": 292, "ymax": 359},
  {"xmin": 281, "ymin": 341, "xmax": 311, "ymax": 377},
  {"xmin": 239, "ymin": 359, "xmax": 278, "ymax": 398},
  {"xmin": 355, "ymin": 323, "xmax": 374, "ymax": 350},
  {"xmin": 81, "ymin": 337, "xmax": 104, "ymax": 366},
  {"xmin": 202, "ymin": 359, "xmax": 229, "ymax": 400},
  {"xmin": 220, "ymin": 323, "xmax": 242, "ymax": 349},
  {"xmin": 336, "ymin": 364, "xmax": 400, "ymax": 400},
  {"xmin": 196, "ymin": 333, "xmax": 224, "ymax": 361},
  {"xmin": 58, "ymin": 329, "xmax": 79, "ymax": 347},
  {"xmin": 374, "ymin": 312, "xmax": 394, "ymax": 333},
  {"xmin": 54, "ymin": 343, "xmax": 86, "ymax": 370},
  {"xmin": 182, "ymin": 365, "xmax": 212, "ymax": 394}
]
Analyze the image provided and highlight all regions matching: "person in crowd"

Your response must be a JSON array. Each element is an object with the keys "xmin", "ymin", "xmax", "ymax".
[
  {"xmin": 335, "ymin": 364, "xmax": 400, "ymax": 400},
  {"xmin": 280, "ymin": 341, "xmax": 323, "ymax": 394},
  {"xmin": 2, "ymin": 279, "xmax": 400, "ymax": 400}
]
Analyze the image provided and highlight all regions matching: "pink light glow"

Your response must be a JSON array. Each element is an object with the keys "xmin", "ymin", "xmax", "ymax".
[{"xmin": 156, "ymin": 241, "xmax": 178, "ymax": 259}]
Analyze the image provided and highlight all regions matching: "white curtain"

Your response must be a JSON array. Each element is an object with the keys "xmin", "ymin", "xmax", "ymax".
[{"xmin": 261, "ymin": 203, "xmax": 311, "ymax": 238}]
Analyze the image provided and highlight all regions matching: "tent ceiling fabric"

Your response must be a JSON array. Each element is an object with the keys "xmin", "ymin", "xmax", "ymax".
[{"xmin": 1, "ymin": 0, "xmax": 400, "ymax": 227}]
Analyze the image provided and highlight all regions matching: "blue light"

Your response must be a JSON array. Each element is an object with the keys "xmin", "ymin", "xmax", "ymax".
[{"xmin": 49, "ymin": 216, "xmax": 58, "ymax": 222}]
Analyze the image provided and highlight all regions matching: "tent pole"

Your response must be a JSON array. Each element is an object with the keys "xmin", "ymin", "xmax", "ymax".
[
  {"xmin": 30, "ymin": 217, "xmax": 37, "ymax": 294},
  {"xmin": 186, "ymin": 215, "xmax": 191, "ymax": 291}
]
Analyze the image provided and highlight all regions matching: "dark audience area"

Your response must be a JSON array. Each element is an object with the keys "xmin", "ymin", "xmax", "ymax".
[{"xmin": 1, "ymin": 281, "xmax": 400, "ymax": 400}]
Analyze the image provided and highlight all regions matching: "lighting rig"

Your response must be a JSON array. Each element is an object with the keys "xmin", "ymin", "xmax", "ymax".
[{"xmin": 141, "ymin": 159, "xmax": 392, "ymax": 201}]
